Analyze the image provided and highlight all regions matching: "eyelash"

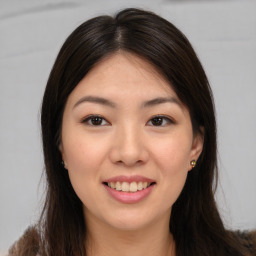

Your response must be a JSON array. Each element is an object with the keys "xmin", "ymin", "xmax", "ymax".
[
  {"xmin": 81, "ymin": 115, "xmax": 110, "ymax": 126},
  {"xmin": 147, "ymin": 115, "xmax": 174, "ymax": 126},
  {"xmin": 81, "ymin": 115, "xmax": 175, "ymax": 127}
]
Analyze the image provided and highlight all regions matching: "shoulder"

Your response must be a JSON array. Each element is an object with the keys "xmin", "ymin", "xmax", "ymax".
[
  {"xmin": 233, "ymin": 230, "xmax": 256, "ymax": 255},
  {"xmin": 8, "ymin": 226, "xmax": 41, "ymax": 256}
]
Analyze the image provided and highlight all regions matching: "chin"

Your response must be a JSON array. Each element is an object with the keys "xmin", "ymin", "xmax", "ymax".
[
  {"xmin": 104, "ymin": 210, "xmax": 159, "ymax": 231},
  {"xmin": 110, "ymin": 219, "xmax": 150, "ymax": 231}
]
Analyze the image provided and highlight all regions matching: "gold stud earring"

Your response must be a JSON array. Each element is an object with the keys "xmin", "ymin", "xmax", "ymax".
[{"xmin": 190, "ymin": 160, "xmax": 196, "ymax": 168}]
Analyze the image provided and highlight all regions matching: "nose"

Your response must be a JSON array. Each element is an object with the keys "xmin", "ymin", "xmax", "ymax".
[{"xmin": 109, "ymin": 125, "xmax": 149, "ymax": 167}]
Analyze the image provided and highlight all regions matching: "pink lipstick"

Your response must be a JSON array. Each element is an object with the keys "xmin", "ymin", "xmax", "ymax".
[{"xmin": 102, "ymin": 175, "xmax": 156, "ymax": 204}]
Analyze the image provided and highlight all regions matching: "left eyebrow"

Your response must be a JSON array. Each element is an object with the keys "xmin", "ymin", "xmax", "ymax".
[{"xmin": 142, "ymin": 97, "xmax": 182, "ymax": 108}]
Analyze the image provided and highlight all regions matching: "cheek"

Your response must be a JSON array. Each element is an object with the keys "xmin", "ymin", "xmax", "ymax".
[
  {"xmin": 62, "ymin": 129, "xmax": 113, "ymax": 201},
  {"xmin": 63, "ymin": 130, "xmax": 108, "ymax": 172},
  {"xmin": 151, "ymin": 135, "xmax": 191, "ymax": 203},
  {"xmin": 63, "ymin": 135, "xmax": 107, "ymax": 208},
  {"xmin": 153, "ymin": 135, "xmax": 192, "ymax": 173}
]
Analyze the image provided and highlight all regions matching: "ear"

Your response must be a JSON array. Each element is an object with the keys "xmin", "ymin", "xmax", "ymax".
[
  {"xmin": 188, "ymin": 127, "xmax": 204, "ymax": 171},
  {"xmin": 59, "ymin": 142, "xmax": 63, "ymax": 153},
  {"xmin": 59, "ymin": 142, "xmax": 67, "ymax": 168}
]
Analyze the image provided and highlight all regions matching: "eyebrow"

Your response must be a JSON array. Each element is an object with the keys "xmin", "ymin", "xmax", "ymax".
[
  {"xmin": 73, "ymin": 96, "xmax": 116, "ymax": 109},
  {"xmin": 142, "ymin": 97, "xmax": 181, "ymax": 108},
  {"xmin": 73, "ymin": 95, "xmax": 181, "ymax": 109}
]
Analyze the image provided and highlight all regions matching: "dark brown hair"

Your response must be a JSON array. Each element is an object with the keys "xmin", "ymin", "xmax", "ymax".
[{"xmin": 40, "ymin": 8, "xmax": 246, "ymax": 256}]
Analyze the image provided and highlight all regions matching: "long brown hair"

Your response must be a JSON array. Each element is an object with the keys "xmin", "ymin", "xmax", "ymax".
[{"xmin": 40, "ymin": 8, "xmax": 246, "ymax": 256}]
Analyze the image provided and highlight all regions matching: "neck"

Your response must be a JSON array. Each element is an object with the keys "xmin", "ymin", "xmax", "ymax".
[{"xmin": 85, "ymin": 213, "xmax": 175, "ymax": 256}]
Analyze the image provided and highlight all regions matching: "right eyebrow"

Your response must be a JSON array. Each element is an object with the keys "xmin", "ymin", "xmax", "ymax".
[{"xmin": 73, "ymin": 96, "xmax": 116, "ymax": 109}]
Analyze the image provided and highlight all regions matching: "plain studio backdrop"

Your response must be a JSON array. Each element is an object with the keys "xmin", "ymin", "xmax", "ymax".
[{"xmin": 0, "ymin": 0, "xmax": 255, "ymax": 253}]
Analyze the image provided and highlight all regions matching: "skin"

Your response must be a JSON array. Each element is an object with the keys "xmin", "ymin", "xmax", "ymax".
[{"xmin": 60, "ymin": 52, "xmax": 204, "ymax": 256}]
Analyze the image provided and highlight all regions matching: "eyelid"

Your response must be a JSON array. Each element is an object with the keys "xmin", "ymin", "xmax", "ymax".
[
  {"xmin": 81, "ymin": 114, "xmax": 110, "ymax": 126},
  {"xmin": 147, "ymin": 115, "xmax": 175, "ymax": 126},
  {"xmin": 80, "ymin": 114, "xmax": 175, "ymax": 126}
]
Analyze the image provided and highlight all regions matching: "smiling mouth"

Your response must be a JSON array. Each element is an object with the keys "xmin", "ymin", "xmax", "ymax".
[{"xmin": 103, "ymin": 181, "xmax": 156, "ymax": 193}]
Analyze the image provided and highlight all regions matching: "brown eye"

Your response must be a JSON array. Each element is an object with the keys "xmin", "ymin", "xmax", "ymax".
[
  {"xmin": 82, "ymin": 115, "xmax": 109, "ymax": 126},
  {"xmin": 90, "ymin": 116, "xmax": 103, "ymax": 125},
  {"xmin": 151, "ymin": 117, "xmax": 164, "ymax": 126},
  {"xmin": 147, "ymin": 116, "xmax": 174, "ymax": 127}
]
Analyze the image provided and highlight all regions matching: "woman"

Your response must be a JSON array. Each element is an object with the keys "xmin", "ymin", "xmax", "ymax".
[{"xmin": 8, "ymin": 8, "xmax": 256, "ymax": 256}]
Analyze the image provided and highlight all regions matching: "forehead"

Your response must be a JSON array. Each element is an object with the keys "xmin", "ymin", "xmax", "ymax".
[{"xmin": 68, "ymin": 52, "xmax": 180, "ymax": 104}]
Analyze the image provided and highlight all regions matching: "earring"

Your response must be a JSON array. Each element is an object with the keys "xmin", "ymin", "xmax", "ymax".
[
  {"xmin": 61, "ymin": 160, "xmax": 66, "ymax": 169},
  {"xmin": 190, "ymin": 160, "xmax": 196, "ymax": 168}
]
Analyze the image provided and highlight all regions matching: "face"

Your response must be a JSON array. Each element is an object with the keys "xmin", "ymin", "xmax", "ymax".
[{"xmin": 60, "ymin": 53, "xmax": 203, "ymax": 231}]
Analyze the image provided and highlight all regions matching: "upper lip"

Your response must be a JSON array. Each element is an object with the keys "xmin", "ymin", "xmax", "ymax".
[{"xmin": 103, "ymin": 175, "xmax": 155, "ymax": 183}]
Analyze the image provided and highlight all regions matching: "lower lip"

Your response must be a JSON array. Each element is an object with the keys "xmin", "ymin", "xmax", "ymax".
[{"xmin": 103, "ymin": 184, "xmax": 155, "ymax": 204}]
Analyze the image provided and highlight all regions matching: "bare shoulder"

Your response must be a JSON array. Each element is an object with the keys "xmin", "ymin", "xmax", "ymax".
[{"xmin": 8, "ymin": 226, "xmax": 40, "ymax": 256}]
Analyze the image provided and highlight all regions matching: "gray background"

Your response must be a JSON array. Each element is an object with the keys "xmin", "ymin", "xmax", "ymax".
[{"xmin": 0, "ymin": 0, "xmax": 256, "ymax": 253}]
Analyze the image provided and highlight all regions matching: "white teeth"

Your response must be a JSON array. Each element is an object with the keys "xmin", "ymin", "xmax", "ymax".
[
  {"xmin": 121, "ymin": 182, "xmax": 130, "ymax": 192},
  {"xmin": 137, "ymin": 182, "xmax": 143, "ymax": 191},
  {"xmin": 142, "ymin": 182, "xmax": 148, "ymax": 189},
  {"xmin": 110, "ymin": 182, "xmax": 115, "ymax": 189},
  {"xmin": 116, "ymin": 181, "xmax": 121, "ymax": 191},
  {"xmin": 107, "ymin": 181, "xmax": 153, "ymax": 192},
  {"xmin": 129, "ymin": 182, "xmax": 138, "ymax": 192}
]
